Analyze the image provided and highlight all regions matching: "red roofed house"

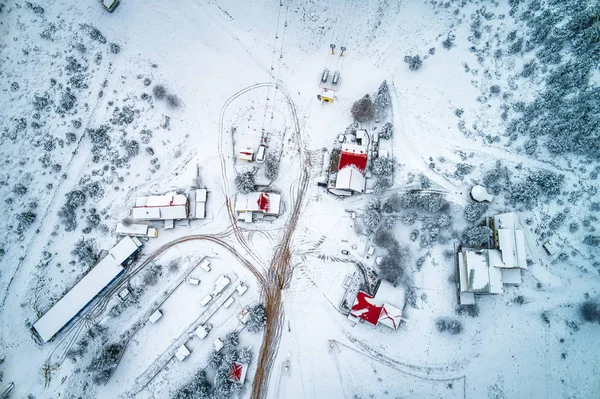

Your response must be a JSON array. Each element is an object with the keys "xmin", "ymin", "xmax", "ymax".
[
  {"xmin": 348, "ymin": 280, "xmax": 404, "ymax": 330},
  {"xmin": 228, "ymin": 362, "xmax": 248, "ymax": 384},
  {"xmin": 235, "ymin": 192, "xmax": 281, "ymax": 222},
  {"xmin": 329, "ymin": 130, "xmax": 370, "ymax": 196}
]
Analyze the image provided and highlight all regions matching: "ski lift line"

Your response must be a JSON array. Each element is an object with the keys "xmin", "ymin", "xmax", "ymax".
[
  {"xmin": 333, "ymin": 0, "xmax": 358, "ymax": 75},
  {"xmin": 261, "ymin": 0, "xmax": 286, "ymax": 133},
  {"xmin": 268, "ymin": 0, "xmax": 291, "ymax": 132}
]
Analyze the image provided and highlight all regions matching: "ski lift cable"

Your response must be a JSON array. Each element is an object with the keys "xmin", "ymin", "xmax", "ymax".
[
  {"xmin": 336, "ymin": 0, "xmax": 358, "ymax": 73},
  {"xmin": 268, "ymin": 0, "xmax": 291, "ymax": 133},
  {"xmin": 261, "ymin": 0, "xmax": 285, "ymax": 133}
]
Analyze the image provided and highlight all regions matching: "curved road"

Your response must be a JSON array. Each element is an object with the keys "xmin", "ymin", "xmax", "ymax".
[{"xmin": 217, "ymin": 82, "xmax": 311, "ymax": 399}]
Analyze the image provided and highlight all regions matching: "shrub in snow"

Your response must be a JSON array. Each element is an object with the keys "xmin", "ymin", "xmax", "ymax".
[
  {"xmin": 213, "ymin": 368, "xmax": 235, "ymax": 398},
  {"xmin": 85, "ymin": 181, "xmax": 105, "ymax": 201},
  {"xmin": 569, "ymin": 222, "xmax": 579, "ymax": 233},
  {"xmin": 109, "ymin": 43, "xmax": 121, "ymax": 54},
  {"xmin": 404, "ymin": 55, "xmax": 422, "ymax": 71},
  {"xmin": 143, "ymin": 78, "xmax": 152, "ymax": 86},
  {"xmin": 12, "ymin": 184, "xmax": 28, "ymax": 195},
  {"xmin": 122, "ymin": 140, "xmax": 140, "ymax": 158},
  {"xmin": 541, "ymin": 311, "xmax": 551, "ymax": 325},
  {"xmin": 88, "ymin": 343, "xmax": 123, "ymax": 385},
  {"xmin": 166, "ymin": 94, "xmax": 181, "ymax": 108},
  {"xmin": 490, "ymin": 85, "xmax": 501, "ymax": 95},
  {"xmin": 235, "ymin": 171, "xmax": 255, "ymax": 194},
  {"xmin": 364, "ymin": 208, "xmax": 381, "ymax": 230},
  {"xmin": 264, "ymin": 156, "xmax": 279, "ymax": 180},
  {"xmin": 88, "ymin": 125, "xmax": 112, "ymax": 149},
  {"xmin": 373, "ymin": 176, "xmax": 393, "ymax": 194},
  {"xmin": 464, "ymin": 202, "xmax": 488, "ymax": 222},
  {"xmin": 72, "ymin": 238, "xmax": 98, "ymax": 266},
  {"xmin": 548, "ymin": 212, "xmax": 566, "ymax": 230},
  {"xmin": 417, "ymin": 193, "xmax": 447, "ymax": 213},
  {"xmin": 33, "ymin": 93, "xmax": 50, "ymax": 111},
  {"xmin": 247, "ymin": 304, "xmax": 267, "ymax": 333},
  {"xmin": 374, "ymin": 80, "xmax": 391, "ymax": 116},
  {"xmin": 81, "ymin": 24, "xmax": 107, "ymax": 44},
  {"xmin": 583, "ymin": 235, "xmax": 600, "ymax": 247},
  {"xmin": 140, "ymin": 129, "xmax": 152, "ymax": 144},
  {"xmin": 143, "ymin": 264, "xmax": 162, "ymax": 286},
  {"xmin": 379, "ymin": 122, "xmax": 393, "ymax": 140},
  {"xmin": 153, "ymin": 85, "xmax": 167, "ymax": 100},
  {"xmin": 350, "ymin": 94, "xmax": 374, "ymax": 122},
  {"xmin": 383, "ymin": 216, "xmax": 395, "ymax": 229},
  {"xmin": 442, "ymin": 33, "xmax": 456, "ymax": 49},
  {"xmin": 401, "ymin": 212, "xmax": 417, "ymax": 226},
  {"xmin": 454, "ymin": 163, "xmax": 474, "ymax": 179},
  {"xmin": 111, "ymin": 106, "xmax": 137, "ymax": 126},
  {"xmin": 378, "ymin": 253, "xmax": 407, "ymax": 286},
  {"xmin": 17, "ymin": 212, "xmax": 36, "ymax": 231},
  {"xmin": 409, "ymin": 229, "xmax": 419, "ymax": 242},
  {"xmin": 580, "ymin": 300, "xmax": 600, "ymax": 323},
  {"xmin": 463, "ymin": 226, "xmax": 492, "ymax": 247},
  {"xmin": 374, "ymin": 229, "xmax": 399, "ymax": 252},
  {"xmin": 436, "ymin": 318, "xmax": 463, "ymax": 334},
  {"xmin": 456, "ymin": 304, "xmax": 479, "ymax": 317},
  {"xmin": 57, "ymin": 90, "xmax": 77, "ymax": 115},
  {"xmin": 436, "ymin": 213, "xmax": 452, "ymax": 228}
]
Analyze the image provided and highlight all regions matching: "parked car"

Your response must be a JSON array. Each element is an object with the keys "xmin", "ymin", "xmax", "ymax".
[
  {"xmin": 100, "ymin": 0, "xmax": 120, "ymax": 12},
  {"xmin": 341, "ymin": 250, "xmax": 349, "ymax": 255},
  {"xmin": 256, "ymin": 145, "xmax": 267, "ymax": 164}
]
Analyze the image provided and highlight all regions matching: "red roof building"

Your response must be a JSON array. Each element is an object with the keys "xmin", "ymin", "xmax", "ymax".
[
  {"xmin": 228, "ymin": 362, "xmax": 248, "ymax": 384},
  {"xmin": 338, "ymin": 145, "xmax": 368, "ymax": 172},
  {"xmin": 348, "ymin": 281, "xmax": 404, "ymax": 330}
]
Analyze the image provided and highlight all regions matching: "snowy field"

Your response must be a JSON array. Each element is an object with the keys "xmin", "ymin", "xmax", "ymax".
[{"xmin": 1, "ymin": 0, "xmax": 599, "ymax": 398}]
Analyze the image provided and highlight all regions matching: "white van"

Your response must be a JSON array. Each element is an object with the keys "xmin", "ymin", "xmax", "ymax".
[{"xmin": 256, "ymin": 145, "xmax": 266, "ymax": 164}]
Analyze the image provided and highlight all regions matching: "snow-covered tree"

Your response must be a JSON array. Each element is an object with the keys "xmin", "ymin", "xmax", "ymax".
[
  {"xmin": 88, "ymin": 343, "xmax": 123, "ymax": 385},
  {"xmin": 463, "ymin": 226, "xmax": 492, "ymax": 247},
  {"xmin": 374, "ymin": 80, "xmax": 391, "ymax": 116},
  {"xmin": 464, "ymin": 203, "xmax": 488, "ymax": 222},
  {"xmin": 247, "ymin": 304, "xmax": 267, "ymax": 333},
  {"xmin": 350, "ymin": 94, "xmax": 374, "ymax": 122},
  {"xmin": 223, "ymin": 332, "xmax": 239, "ymax": 351},
  {"xmin": 379, "ymin": 122, "xmax": 393, "ymax": 140},
  {"xmin": 264, "ymin": 156, "xmax": 279, "ymax": 181},
  {"xmin": 374, "ymin": 229, "xmax": 399, "ymax": 252},
  {"xmin": 213, "ymin": 369, "xmax": 233, "ymax": 399},
  {"xmin": 235, "ymin": 171, "xmax": 255, "ymax": 194},
  {"xmin": 208, "ymin": 351, "xmax": 224, "ymax": 369},
  {"xmin": 370, "ymin": 157, "xmax": 394, "ymax": 177},
  {"xmin": 404, "ymin": 55, "xmax": 422, "ymax": 71},
  {"xmin": 364, "ymin": 199, "xmax": 382, "ymax": 231},
  {"xmin": 239, "ymin": 347, "xmax": 252, "ymax": 364}
]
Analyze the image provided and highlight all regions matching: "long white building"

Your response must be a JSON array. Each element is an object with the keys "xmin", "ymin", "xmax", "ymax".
[
  {"xmin": 33, "ymin": 236, "xmax": 143, "ymax": 342},
  {"xmin": 131, "ymin": 192, "xmax": 189, "ymax": 222}
]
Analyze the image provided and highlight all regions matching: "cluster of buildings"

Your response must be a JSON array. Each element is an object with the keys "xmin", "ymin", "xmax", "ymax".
[
  {"xmin": 235, "ymin": 192, "xmax": 281, "ymax": 223},
  {"xmin": 130, "ymin": 189, "xmax": 208, "ymax": 229},
  {"xmin": 328, "ymin": 130, "xmax": 370, "ymax": 196},
  {"xmin": 457, "ymin": 212, "xmax": 527, "ymax": 305}
]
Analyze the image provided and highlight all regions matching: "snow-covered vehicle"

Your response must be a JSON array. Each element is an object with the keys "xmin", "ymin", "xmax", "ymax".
[
  {"xmin": 321, "ymin": 68, "xmax": 330, "ymax": 83},
  {"xmin": 256, "ymin": 145, "xmax": 267, "ymax": 164},
  {"xmin": 332, "ymin": 71, "xmax": 340, "ymax": 85},
  {"xmin": 100, "ymin": 0, "xmax": 120, "ymax": 12}
]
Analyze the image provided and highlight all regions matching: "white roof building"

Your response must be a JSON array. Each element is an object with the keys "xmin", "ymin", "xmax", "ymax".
[
  {"xmin": 175, "ymin": 344, "xmax": 191, "ymax": 361},
  {"xmin": 33, "ymin": 236, "xmax": 142, "ymax": 342},
  {"xmin": 132, "ymin": 192, "xmax": 188, "ymax": 221},
  {"xmin": 457, "ymin": 212, "xmax": 527, "ymax": 304},
  {"xmin": 334, "ymin": 165, "xmax": 366, "ymax": 193},
  {"xmin": 195, "ymin": 189, "xmax": 207, "ymax": 219},
  {"xmin": 235, "ymin": 192, "xmax": 281, "ymax": 218}
]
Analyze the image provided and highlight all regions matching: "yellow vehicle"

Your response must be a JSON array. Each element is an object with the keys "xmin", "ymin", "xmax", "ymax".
[{"xmin": 317, "ymin": 88, "xmax": 335, "ymax": 103}]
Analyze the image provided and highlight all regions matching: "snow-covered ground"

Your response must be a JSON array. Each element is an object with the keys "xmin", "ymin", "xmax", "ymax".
[{"xmin": 0, "ymin": 0, "xmax": 599, "ymax": 398}]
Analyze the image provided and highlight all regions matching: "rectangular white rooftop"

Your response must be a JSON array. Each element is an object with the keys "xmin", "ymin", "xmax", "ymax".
[
  {"xmin": 149, "ymin": 309, "xmax": 163, "ymax": 323},
  {"xmin": 33, "ymin": 237, "xmax": 141, "ymax": 342},
  {"xmin": 195, "ymin": 325, "xmax": 209, "ymax": 339},
  {"xmin": 175, "ymin": 344, "xmax": 190, "ymax": 361}
]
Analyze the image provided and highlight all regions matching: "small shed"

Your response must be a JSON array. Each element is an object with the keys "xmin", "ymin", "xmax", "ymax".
[
  {"xmin": 149, "ymin": 309, "xmax": 163, "ymax": 323},
  {"xmin": 188, "ymin": 278, "xmax": 200, "ymax": 285},
  {"xmin": 236, "ymin": 283, "xmax": 248, "ymax": 296},
  {"xmin": 239, "ymin": 149, "xmax": 254, "ymax": 162},
  {"xmin": 224, "ymin": 297, "xmax": 235, "ymax": 308},
  {"xmin": 195, "ymin": 189, "xmax": 207, "ymax": 219},
  {"xmin": 214, "ymin": 338, "xmax": 224, "ymax": 352},
  {"xmin": 470, "ymin": 185, "xmax": 494, "ymax": 202},
  {"xmin": 228, "ymin": 362, "xmax": 248, "ymax": 384},
  {"xmin": 194, "ymin": 325, "xmax": 210, "ymax": 339},
  {"xmin": 175, "ymin": 344, "xmax": 191, "ymax": 362},
  {"xmin": 213, "ymin": 275, "xmax": 231, "ymax": 296}
]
